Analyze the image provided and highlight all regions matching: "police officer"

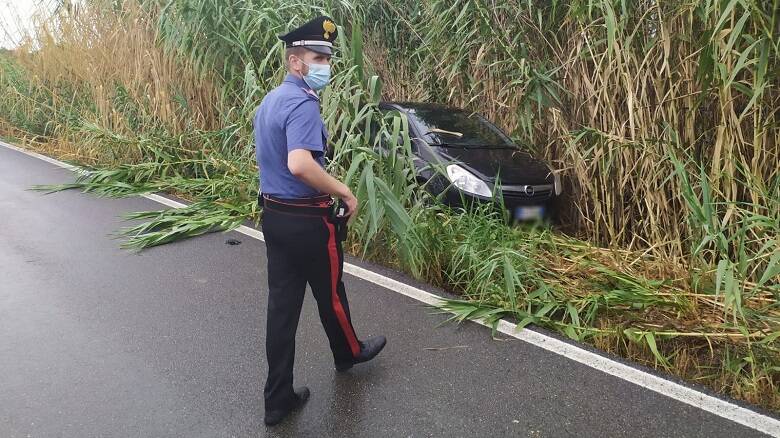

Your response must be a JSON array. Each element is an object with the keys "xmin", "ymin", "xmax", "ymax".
[{"xmin": 253, "ymin": 15, "xmax": 387, "ymax": 426}]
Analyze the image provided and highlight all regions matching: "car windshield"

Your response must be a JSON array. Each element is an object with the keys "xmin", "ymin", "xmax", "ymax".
[{"xmin": 405, "ymin": 107, "xmax": 515, "ymax": 148}]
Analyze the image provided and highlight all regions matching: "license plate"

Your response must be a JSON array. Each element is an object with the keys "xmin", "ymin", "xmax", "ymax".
[{"xmin": 514, "ymin": 206, "xmax": 545, "ymax": 221}]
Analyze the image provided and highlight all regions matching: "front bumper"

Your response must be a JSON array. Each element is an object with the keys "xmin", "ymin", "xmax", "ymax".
[{"xmin": 439, "ymin": 183, "xmax": 555, "ymax": 219}]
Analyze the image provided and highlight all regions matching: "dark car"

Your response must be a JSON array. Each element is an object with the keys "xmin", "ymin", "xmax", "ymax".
[{"xmin": 373, "ymin": 102, "xmax": 562, "ymax": 221}]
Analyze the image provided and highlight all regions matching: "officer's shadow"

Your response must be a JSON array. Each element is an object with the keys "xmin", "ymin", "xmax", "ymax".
[
  {"xmin": 323, "ymin": 366, "xmax": 379, "ymax": 435},
  {"xmin": 260, "ymin": 364, "xmax": 384, "ymax": 437}
]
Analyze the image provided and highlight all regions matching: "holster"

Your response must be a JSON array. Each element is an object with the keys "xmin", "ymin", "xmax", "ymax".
[{"xmin": 330, "ymin": 201, "xmax": 349, "ymax": 242}]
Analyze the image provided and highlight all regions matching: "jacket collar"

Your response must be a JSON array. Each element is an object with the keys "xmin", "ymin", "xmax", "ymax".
[
  {"xmin": 283, "ymin": 73, "xmax": 319, "ymax": 99},
  {"xmin": 284, "ymin": 73, "xmax": 309, "ymax": 90}
]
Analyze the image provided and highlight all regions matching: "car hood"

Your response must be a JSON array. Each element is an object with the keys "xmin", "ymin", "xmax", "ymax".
[{"xmin": 432, "ymin": 146, "xmax": 553, "ymax": 185}]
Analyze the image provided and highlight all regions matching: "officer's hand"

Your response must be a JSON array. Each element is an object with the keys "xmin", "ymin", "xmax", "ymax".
[{"xmin": 343, "ymin": 193, "xmax": 358, "ymax": 224}]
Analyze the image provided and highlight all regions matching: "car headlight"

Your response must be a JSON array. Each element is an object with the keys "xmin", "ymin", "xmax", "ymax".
[
  {"xmin": 553, "ymin": 171, "xmax": 562, "ymax": 196},
  {"xmin": 446, "ymin": 164, "xmax": 492, "ymax": 198}
]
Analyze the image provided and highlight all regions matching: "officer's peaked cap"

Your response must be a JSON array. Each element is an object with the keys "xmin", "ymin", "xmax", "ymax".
[{"xmin": 279, "ymin": 15, "xmax": 338, "ymax": 56}]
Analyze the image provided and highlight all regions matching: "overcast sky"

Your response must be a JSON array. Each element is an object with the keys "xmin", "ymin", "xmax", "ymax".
[{"xmin": 0, "ymin": 0, "xmax": 52, "ymax": 49}]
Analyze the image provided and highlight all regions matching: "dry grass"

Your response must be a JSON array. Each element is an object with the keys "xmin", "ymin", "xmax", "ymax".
[{"xmin": 14, "ymin": 1, "xmax": 221, "ymax": 138}]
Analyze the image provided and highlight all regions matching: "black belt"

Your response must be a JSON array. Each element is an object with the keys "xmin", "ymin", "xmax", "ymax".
[{"xmin": 261, "ymin": 193, "xmax": 334, "ymax": 217}]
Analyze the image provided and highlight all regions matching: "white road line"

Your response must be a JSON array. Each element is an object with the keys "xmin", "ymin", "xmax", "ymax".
[{"xmin": 2, "ymin": 140, "xmax": 778, "ymax": 437}]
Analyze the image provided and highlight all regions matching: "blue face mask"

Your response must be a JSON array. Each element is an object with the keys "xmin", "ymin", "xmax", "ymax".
[{"xmin": 302, "ymin": 61, "xmax": 331, "ymax": 91}]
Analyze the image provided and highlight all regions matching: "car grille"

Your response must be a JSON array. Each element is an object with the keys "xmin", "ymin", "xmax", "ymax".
[{"xmin": 500, "ymin": 184, "xmax": 554, "ymax": 204}]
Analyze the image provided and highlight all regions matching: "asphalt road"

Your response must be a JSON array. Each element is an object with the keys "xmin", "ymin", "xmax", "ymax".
[{"xmin": 0, "ymin": 144, "xmax": 773, "ymax": 437}]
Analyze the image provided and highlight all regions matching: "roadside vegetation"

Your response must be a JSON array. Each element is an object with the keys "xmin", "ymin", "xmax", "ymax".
[{"xmin": 0, "ymin": 0, "xmax": 777, "ymax": 410}]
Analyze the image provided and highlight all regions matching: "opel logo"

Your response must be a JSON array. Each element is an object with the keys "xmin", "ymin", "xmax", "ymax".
[{"xmin": 523, "ymin": 185, "xmax": 535, "ymax": 196}]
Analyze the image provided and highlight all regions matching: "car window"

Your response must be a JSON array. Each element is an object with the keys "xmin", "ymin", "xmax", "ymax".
[{"xmin": 405, "ymin": 108, "xmax": 514, "ymax": 147}]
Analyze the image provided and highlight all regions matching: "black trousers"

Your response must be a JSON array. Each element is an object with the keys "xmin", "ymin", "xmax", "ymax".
[{"xmin": 261, "ymin": 196, "xmax": 360, "ymax": 411}]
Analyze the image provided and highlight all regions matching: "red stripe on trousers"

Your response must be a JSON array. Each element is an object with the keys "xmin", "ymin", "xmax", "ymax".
[{"xmin": 323, "ymin": 218, "xmax": 361, "ymax": 357}]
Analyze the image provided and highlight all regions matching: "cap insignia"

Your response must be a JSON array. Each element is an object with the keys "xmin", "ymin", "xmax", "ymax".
[{"xmin": 323, "ymin": 20, "xmax": 336, "ymax": 39}]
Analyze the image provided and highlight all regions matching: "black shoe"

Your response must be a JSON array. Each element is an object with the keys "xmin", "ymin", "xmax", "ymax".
[
  {"xmin": 335, "ymin": 336, "xmax": 387, "ymax": 372},
  {"xmin": 264, "ymin": 386, "xmax": 310, "ymax": 426}
]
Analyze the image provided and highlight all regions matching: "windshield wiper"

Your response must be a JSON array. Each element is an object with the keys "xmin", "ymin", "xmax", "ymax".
[
  {"xmin": 431, "ymin": 142, "xmax": 517, "ymax": 150},
  {"xmin": 478, "ymin": 145, "xmax": 518, "ymax": 150},
  {"xmin": 424, "ymin": 128, "xmax": 464, "ymax": 138}
]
